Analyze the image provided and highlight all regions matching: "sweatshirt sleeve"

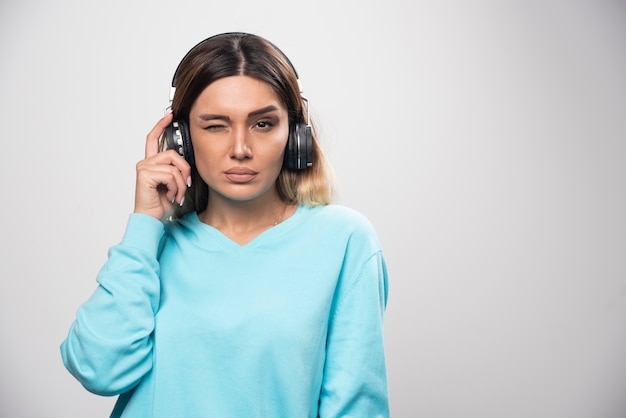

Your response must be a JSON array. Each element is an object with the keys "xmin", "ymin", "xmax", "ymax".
[
  {"xmin": 319, "ymin": 247, "xmax": 390, "ymax": 417},
  {"xmin": 60, "ymin": 213, "xmax": 165, "ymax": 396}
]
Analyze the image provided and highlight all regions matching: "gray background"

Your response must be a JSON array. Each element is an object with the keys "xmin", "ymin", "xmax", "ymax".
[{"xmin": 1, "ymin": 0, "xmax": 625, "ymax": 417}]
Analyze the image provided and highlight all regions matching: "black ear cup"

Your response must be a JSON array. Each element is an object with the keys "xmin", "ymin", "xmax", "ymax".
[
  {"xmin": 164, "ymin": 119, "xmax": 194, "ymax": 166},
  {"xmin": 285, "ymin": 122, "xmax": 313, "ymax": 170}
]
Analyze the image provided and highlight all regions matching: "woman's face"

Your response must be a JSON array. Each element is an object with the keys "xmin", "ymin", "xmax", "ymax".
[{"xmin": 188, "ymin": 75, "xmax": 289, "ymax": 203}]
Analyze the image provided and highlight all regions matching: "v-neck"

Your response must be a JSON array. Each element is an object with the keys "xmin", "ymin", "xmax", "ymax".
[{"xmin": 187, "ymin": 205, "xmax": 305, "ymax": 251}]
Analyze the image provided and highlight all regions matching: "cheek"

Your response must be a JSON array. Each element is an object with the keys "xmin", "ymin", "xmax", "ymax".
[
  {"xmin": 189, "ymin": 138, "xmax": 221, "ymax": 181},
  {"xmin": 192, "ymin": 143, "xmax": 220, "ymax": 172},
  {"xmin": 269, "ymin": 131, "xmax": 290, "ymax": 165},
  {"xmin": 250, "ymin": 125, "xmax": 290, "ymax": 164}
]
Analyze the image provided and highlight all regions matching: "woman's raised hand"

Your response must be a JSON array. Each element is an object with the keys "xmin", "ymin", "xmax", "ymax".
[{"xmin": 134, "ymin": 112, "xmax": 191, "ymax": 220}]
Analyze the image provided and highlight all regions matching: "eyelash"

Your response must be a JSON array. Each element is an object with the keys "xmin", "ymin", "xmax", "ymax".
[
  {"xmin": 255, "ymin": 120, "xmax": 274, "ymax": 129},
  {"xmin": 204, "ymin": 125, "xmax": 224, "ymax": 131}
]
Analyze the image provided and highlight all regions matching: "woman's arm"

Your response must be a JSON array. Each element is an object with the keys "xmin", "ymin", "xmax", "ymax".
[
  {"xmin": 60, "ymin": 214, "xmax": 165, "ymax": 396},
  {"xmin": 319, "ymin": 250, "xmax": 390, "ymax": 417},
  {"xmin": 61, "ymin": 114, "xmax": 190, "ymax": 396}
]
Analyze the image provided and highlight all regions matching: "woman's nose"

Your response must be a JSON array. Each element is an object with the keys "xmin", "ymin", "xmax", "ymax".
[{"xmin": 229, "ymin": 126, "xmax": 252, "ymax": 160}]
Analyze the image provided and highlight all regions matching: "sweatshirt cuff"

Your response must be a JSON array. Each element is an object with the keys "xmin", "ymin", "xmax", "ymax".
[{"xmin": 120, "ymin": 213, "xmax": 166, "ymax": 256}]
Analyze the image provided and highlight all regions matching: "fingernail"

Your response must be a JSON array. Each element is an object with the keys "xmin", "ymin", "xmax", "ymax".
[
  {"xmin": 187, "ymin": 176, "xmax": 192, "ymax": 187},
  {"xmin": 180, "ymin": 197, "xmax": 185, "ymax": 207}
]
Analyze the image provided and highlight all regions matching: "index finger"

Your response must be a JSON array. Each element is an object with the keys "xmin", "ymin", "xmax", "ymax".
[{"xmin": 145, "ymin": 112, "xmax": 174, "ymax": 158}]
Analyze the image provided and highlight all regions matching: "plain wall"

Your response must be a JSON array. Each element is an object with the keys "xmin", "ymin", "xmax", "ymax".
[{"xmin": 1, "ymin": 0, "xmax": 625, "ymax": 417}]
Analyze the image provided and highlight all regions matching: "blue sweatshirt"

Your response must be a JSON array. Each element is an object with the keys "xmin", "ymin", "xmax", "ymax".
[{"xmin": 61, "ymin": 204, "xmax": 389, "ymax": 417}]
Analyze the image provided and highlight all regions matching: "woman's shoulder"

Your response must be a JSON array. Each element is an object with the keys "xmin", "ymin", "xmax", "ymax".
[
  {"xmin": 303, "ymin": 204, "xmax": 379, "ymax": 237},
  {"xmin": 308, "ymin": 203, "xmax": 372, "ymax": 222}
]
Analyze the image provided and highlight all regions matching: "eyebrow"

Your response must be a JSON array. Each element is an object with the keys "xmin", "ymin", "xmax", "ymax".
[
  {"xmin": 198, "ymin": 105, "xmax": 281, "ymax": 122},
  {"xmin": 248, "ymin": 105, "xmax": 280, "ymax": 118}
]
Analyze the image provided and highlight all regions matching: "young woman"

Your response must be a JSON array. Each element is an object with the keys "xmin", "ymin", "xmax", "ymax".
[{"xmin": 61, "ymin": 32, "xmax": 389, "ymax": 417}]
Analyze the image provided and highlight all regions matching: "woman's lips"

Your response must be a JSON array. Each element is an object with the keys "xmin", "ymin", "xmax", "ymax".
[{"xmin": 224, "ymin": 167, "xmax": 258, "ymax": 183}]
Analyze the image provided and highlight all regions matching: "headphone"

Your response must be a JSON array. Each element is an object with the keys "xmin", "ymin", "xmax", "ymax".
[{"xmin": 164, "ymin": 32, "xmax": 313, "ymax": 170}]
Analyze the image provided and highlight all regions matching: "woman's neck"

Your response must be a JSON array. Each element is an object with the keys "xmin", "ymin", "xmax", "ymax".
[{"xmin": 198, "ymin": 192, "xmax": 296, "ymax": 245}]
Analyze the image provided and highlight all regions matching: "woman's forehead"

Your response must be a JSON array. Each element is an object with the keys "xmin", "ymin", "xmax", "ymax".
[{"xmin": 191, "ymin": 76, "xmax": 287, "ymax": 117}]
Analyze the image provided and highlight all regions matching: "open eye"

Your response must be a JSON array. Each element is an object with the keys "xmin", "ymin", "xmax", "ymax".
[
  {"xmin": 256, "ymin": 120, "xmax": 272, "ymax": 129},
  {"xmin": 255, "ymin": 119, "xmax": 276, "ymax": 130}
]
